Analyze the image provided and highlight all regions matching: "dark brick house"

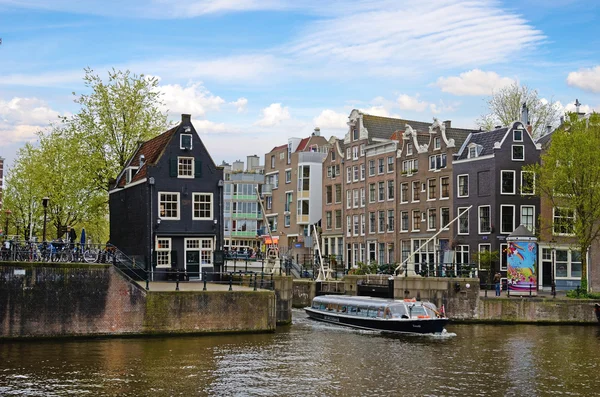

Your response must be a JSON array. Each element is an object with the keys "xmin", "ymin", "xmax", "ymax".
[
  {"xmin": 109, "ymin": 114, "xmax": 224, "ymax": 280},
  {"xmin": 452, "ymin": 121, "xmax": 541, "ymax": 285}
]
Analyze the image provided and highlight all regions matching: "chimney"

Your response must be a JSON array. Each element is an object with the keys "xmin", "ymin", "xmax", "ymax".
[
  {"xmin": 526, "ymin": 125, "xmax": 533, "ymax": 135},
  {"xmin": 313, "ymin": 127, "xmax": 321, "ymax": 136},
  {"xmin": 575, "ymin": 99, "xmax": 581, "ymax": 114},
  {"xmin": 443, "ymin": 120, "xmax": 451, "ymax": 129},
  {"xmin": 521, "ymin": 103, "xmax": 529, "ymax": 125},
  {"xmin": 182, "ymin": 114, "xmax": 191, "ymax": 123}
]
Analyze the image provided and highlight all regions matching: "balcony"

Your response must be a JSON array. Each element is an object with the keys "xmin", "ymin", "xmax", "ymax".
[
  {"xmin": 232, "ymin": 194, "xmax": 257, "ymax": 200},
  {"xmin": 298, "ymin": 152, "xmax": 327, "ymax": 163},
  {"xmin": 232, "ymin": 212, "xmax": 262, "ymax": 219},
  {"xmin": 231, "ymin": 231, "xmax": 259, "ymax": 237},
  {"xmin": 229, "ymin": 173, "xmax": 264, "ymax": 183},
  {"xmin": 297, "ymin": 214, "xmax": 310, "ymax": 224},
  {"xmin": 261, "ymin": 184, "xmax": 273, "ymax": 196}
]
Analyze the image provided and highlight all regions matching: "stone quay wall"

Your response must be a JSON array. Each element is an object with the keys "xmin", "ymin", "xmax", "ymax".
[{"xmin": 0, "ymin": 263, "xmax": 276, "ymax": 339}]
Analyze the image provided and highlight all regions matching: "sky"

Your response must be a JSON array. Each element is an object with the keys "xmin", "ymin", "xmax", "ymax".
[{"xmin": 1, "ymin": 0, "xmax": 599, "ymax": 170}]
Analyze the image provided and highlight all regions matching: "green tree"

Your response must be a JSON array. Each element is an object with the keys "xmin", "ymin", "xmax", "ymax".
[
  {"xmin": 529, "ymin": 113, "xmax": 600, "ymax": 291},
  {"xmin": 70, "ymin": 67, "xmax": 168, "ymax": 192},
  {"xmin": 478, "ymin": 83, "xmax": 561, "ymax": 139},
  {"xmin": 473, "ymin": 250, "xmax": 500, "ymax": 289}
]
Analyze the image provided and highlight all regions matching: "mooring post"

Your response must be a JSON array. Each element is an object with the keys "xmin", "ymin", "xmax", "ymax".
[
  {"xmin": 229, "ymin": 272, "xmax": 233, "ymax": 291},
  {"xmin": 176, "ymin": 268, "xmax": 180, "ymax": 291},
  {"xmin": 271, "ymin": 273, "xmax": 274, "ymax": 290},
  {"xmin": 254, "ymin": 273, "xmax": 257, "ymax": 291}
]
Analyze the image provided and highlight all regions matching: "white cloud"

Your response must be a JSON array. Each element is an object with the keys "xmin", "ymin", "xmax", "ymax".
[
  {"xmin": 359, "ymin": 106, "xmax": 395, "ymax": 118},
  {"xmin": 435, "ymin": 69, "xmax": 516, "ymax": 96},
  {"xmin": 230, "ymin": 97, "xmax": 248, "ymax": 113},
  {"xmin": 567, "ymin": 66, "xmax": 600, "ymax": 93},
  {"xmin": 0, "ymin": 97, "xmax": 65, "ymax": 146},
  {"xmin": 313, "ymin": 109, "xmax": 348, "ymax": 129},
  {"xmin": 159, "ymin": 82, "xmax": 225, "ymax": 117},
  {"xmin": 397, "ymin": 94, "xmax": 428, "ymax": 112},
  {"xmin": 255, "ymin": 103, "xmax": 291, "ymax": 127},
  {"xmin": 193, "ymin": 119, "xmax": 228, "ymax": 133},
  {"xmin": 555, "ymin": 100, "xmax": 595, "ymax": 114}
]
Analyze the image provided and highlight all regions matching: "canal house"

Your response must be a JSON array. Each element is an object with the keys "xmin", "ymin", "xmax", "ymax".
[{"xmin": 109, "ymin": 114, "xmax": 224, "ymax": 280}]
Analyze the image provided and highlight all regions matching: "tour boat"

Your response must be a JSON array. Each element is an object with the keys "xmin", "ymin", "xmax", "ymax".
[{"xmin": 305, "ymin": 295, "xmax": 449, "ymax": 335}]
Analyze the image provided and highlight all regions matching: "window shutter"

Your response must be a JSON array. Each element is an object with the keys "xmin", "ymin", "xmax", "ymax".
[
  {"xmin": 195, "ymin": 160, "xmax": 203, "ymax": 178},
  {"xmin": 169, "ymin": 158, "xmax": 177, "ymax": 177}
]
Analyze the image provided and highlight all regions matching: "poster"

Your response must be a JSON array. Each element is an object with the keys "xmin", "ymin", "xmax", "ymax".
[{"xmin": 506, "ymin": 241, "xmax": 537, "ymax": 295}]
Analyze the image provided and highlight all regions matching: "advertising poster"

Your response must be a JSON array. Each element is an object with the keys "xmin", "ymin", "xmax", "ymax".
[{"xmin": 506, "ymin": 241, "xmax": 537, "ymax": 295}]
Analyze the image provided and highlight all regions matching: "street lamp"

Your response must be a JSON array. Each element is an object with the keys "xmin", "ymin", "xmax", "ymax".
[{"xmin": 42, "ymin": 197, "xmax": 49, "ymax": 243}]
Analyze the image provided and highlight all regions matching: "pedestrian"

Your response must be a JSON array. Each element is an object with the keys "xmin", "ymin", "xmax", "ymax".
[{"xmin": 493, "ymin": 272, "xmax": 501, "ymax": 296}]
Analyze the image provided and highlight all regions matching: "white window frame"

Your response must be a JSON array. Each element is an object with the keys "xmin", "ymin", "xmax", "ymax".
[
  {"xmin": 478, "ymin": 205, "xmax": 491, "ymax": 234},
  {"xmin": 353, "ymin": 189, "xmax": 359, "ymax": 208},
  {"xmin": 512, "ymin": 145, "xmax": 525, "ymax": 161},
  {"xmin": 427, "ymin": 208, "xmax": 436, "ymax": 231},
  {"xmin": 400, "ymin": 182, "xmax": 409, "ymax": 204},
  {"xmin": 553, "ymin": 207, "xmax": 576, "ymax": 236},
  {"xmin": 477, "ymin": 243, "xmax": 492, "ymax": 270},
  {"xmin": 440, "ymin": 207, "xmax": 450, "ymax": 230},
  {"xmin": 285, "ymin": 169, "xmax": 292, "ymax": 184},
  {"xmin": 177, "ymin": 157, "xmax": 194, "ymax": 178},
  {"xmin": 521, "ymin": 205, "xmax": 535, "ymax": 233},
  {"xmin": 387, "ymin": 210, "xmax": 395, "ymax": 232},
  {"xmin": 513, "ymin": 129, "xmax": 523, "ymax": 142},
  {"xmin": 180, "ymin": 134, "xmax": 193, "ymax": 150},
  {"xmin": 346, "ymin": 190, "xmax": 352, "ymax": 209},
  {"xmin": 360, "ymin": 214, "xmax": 365, "ymax": 235},
  {"xmin": 500, "ymin": 204, "xmax": 516, "ymax": 234},
  {"xmin": 406, "ymin": 142, "xmax": 413, "ymax": 155},
  {"xmin": 412, "ymin": 210, "xmax": 421, "ymax": 232},
  {"xmin": 500, "ymin": 243, "xmax": 508, "ymax": 271},
  {"xmin": 412, "ymin": 181, "xmax": 420, "ymax": 202},
  {"xmin": 458, "ymin": 206, "xmax": 469, "ymax": 235},
  {"xmin": 346, "ymin": 167, "xmax": 352, "ymax": 184},
  {"xmin": 368, "ymin": 160, "xmax": 375, "ymax": 176},
  {"xmin": 387, "ymin": 180, "xmax": 395, "ymax": 201},
  {"xmin": 346, "ymin": 147, "xmax": 351, "ymax": 160},
  {"xmin": 500, "ymin": 170, "xmax": 516, "ymax": 195},
  {"xmin": 360, "ymin": 163, "xmax": 365, "ymax": 181},
  {"xmin": 360, "ymin": 144, "xmax": 365, "ymax": 157},
  {"xmin": 346, "ymin": 215, "xmax": 352, "ymax": 237},
  {"xmin": 434, "ymin": 137, "xmax": 441, "ymax": 150},
  {"xmin": 353, "ymin": 215, "xmax": 359, "ymax": 236},
  {"xmin": 360, "ymin": 187, "xmax": 366, "ymax": 207},
  {"xmin": 387, "ymin": 156, "xmax": 394, "ymax": 173},
  {"xmin": 369, "ymin": 212, "xmax": 376, "ymax": 234},
  {"xmin": 353, "ymin": 146, "xmax": 359, "ymax": 160},
  {"xmin": 155, "ymin": 237, "xmax": 172, "ymax": 268},
  {"xmin": 159, "ymin": 192, "xmax": 180, "ymax": 220},
  {"xmin": 520, "ymin": 170, "xmax": 535, "ymax": 195},
  {"xmin": 457, "ymin": 174, "xmax": 469, "ymax": 198},
  {"xmin": 400, "ymin": 211, "xmax": 409, "ymax": 232},
  {"xmin": 427, "ymin": 178, "xmax": 436, "ymax": 201},
  {"xmin": 353, "ymin": 165, "xmax": 359, "ymax": 182},
  {"xmin": 193, "ymin": 193, "xmax": 213, "ymax": 220}
]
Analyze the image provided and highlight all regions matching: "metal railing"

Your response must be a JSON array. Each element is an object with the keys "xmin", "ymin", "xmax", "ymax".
[{"xmin": 143, "ymin": 269, "xmax": 275, "ymax": 292}]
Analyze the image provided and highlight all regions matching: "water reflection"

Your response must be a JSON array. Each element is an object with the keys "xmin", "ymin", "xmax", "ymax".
[{"xmin": 1, "ymin": 311, "xmax": 599, "ymax": 396}]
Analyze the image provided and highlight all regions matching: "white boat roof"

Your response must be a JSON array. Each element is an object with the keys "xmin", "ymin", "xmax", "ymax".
[{"xmin": 314, "ymin": 295, "xmax": 429, "ymax": 307}]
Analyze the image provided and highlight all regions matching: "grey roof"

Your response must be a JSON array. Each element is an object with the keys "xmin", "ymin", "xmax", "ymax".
[
  {"xmin": 536, "ymin": 131, "xmax": 553, "ymax": 148},
  {"xmin": 456, "ymin": 127, "xmax": 509, "ymax": 160},
  {"xmin": 508, "ymin": 225, "xmax": 536, "ymax": 239}
]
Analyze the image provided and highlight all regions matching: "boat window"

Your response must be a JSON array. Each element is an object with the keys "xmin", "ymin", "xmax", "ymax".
[
  {"xmin": 367, "ymin": 307, "xmax": 378, "ymax": 318},
  {"xmin": 376, "ymin": 307, "xmax": 385, "ymax": 318},
  {"xmin": 389, "ymin": 304, "xmax": 408, "ymax": 318},
  {"xmin": 409, "ymin": 305, "xmax": 428, "ymax": 317},
  {"xmin": 319, "ymin": 303, "xmax": 326, "ymax": 310},
  {"xmin": 357, "ymin": 306, "xmax": 367, "ymax": 317},
  {"xmin": 348, "ymin": 306, "xmax": 357, "ymax": 315},
  {"xmin": 312, "ymin": 302, "xmax": 320, "ymax": 309},
  {"xmin": 341, "ymin": 305, "xmax": 347, "ymax": 313}
]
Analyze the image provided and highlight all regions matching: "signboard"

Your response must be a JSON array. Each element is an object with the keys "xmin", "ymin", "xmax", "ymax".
[
  {"xmin": 506, "ymin": 241, "xmax": 537, "ymax": 296},
  {"xmin": 213, "ymin": 250, "xmax": 225, "ymax": 266},
  {"xmin": 295, "ymin": 243, "xmax": 303, "ymax": 248},
  {"xmin": 14, "ymin": 269, "xmax": 26, "ymax": 276}
]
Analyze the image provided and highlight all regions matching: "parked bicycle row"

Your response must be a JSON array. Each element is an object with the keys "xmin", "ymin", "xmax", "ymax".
[{"xmin": 0, "ymin": 238, "xmax": 122, "ymax": 263}]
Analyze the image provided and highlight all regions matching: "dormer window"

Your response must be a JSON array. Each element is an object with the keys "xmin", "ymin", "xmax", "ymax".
[
  {"xmin": 180, "ymin": 134, "xmax": 193, "ymax": 150},
  {"xmin": 125, "ymin": 167, "xmax": 138, "ymax": 184},
  {"xmin": 513, "ymin": 129, "xmax": 523, "ymax": 142},
  {"xmin": 467, "ymin": 144, "xmax": 482, "ymax": 159}
]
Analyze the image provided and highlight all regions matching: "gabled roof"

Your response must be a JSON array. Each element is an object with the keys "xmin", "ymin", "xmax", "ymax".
[
  {"xmin": 269, "ymin": 144, "xmax": 287, "ymax": 153},
  {"xmin": 362, "ymin": 114, "xmax": 431, "ymax": 141},
  {"xmin": 114, "ymin": 124, "xmax": 178, "ymax": 188},
  {"xmin": 455, "ymin": 127, "xmax": 509, "ymax": 160},
  {"xmin": 296, "ymin": 137, "xmax": 310, "ymax": 152}
]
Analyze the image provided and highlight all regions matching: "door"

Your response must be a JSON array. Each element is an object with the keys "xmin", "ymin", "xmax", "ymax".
[
  {"xmin": 186, "ymin": 250, "xmax": 201, "ymax": 280},
  {"xmin": 541, "ymin": 248, "xmax": 552, "ymax": 287}
]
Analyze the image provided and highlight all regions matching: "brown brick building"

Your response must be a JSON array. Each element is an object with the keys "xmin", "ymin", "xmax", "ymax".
[{"xmin": 321, "ymin": 137, "xmax": 344, "ymax": 267}]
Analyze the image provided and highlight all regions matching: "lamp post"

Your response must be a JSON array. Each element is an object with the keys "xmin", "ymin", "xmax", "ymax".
[
  {"xmin": 3, "ymin": 209, "xmax": 10, "ymax": 238},
  {"xmin": 42, "ymin": 197, "xmax": 49, "ymax": 243}
]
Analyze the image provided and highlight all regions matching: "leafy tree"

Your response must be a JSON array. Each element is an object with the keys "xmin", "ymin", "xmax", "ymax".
[
  {"xmin": 70, "ymin": 68, "xmax": 169, "ymax": 192},
  {"xmin": 473, "ymin": 250, "xmax": 500, "ymax": 289},
  {"xmin": 529, "ymin": 113, "xmax": 600, "ymax": 291},
  {"xmin": 478, "ymin": 83, "xmax": 561, "ymax": 139}
]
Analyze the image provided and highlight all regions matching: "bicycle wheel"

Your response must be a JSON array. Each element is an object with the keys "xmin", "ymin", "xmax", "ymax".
[{"xmin": 83, "ymin": 249, "xmax": 99, "ymax": 263}]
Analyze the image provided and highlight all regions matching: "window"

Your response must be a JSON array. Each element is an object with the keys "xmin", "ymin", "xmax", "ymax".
[
  {"xmin": 402, "ymin": 159, "xmax": 418, "ymax": 175},
  {"xmin": 458, "ymin": 206, "xmax": 469, "ymax": 234},
  {"xmin": 369, "ymin": 212, "xmax": 376, "ymax": 234},
  {"xmin": 327, "ymin": 166, "xmax": 332, "ymax": 178},
  {"xmin": 440, "ymin": 207, "xmax": 449, "ymax": 230},
  {"xmin": 368, "ymin": 160, "xmax": 375, "ymax": 176},
  {"xmin": 326, "ymin": 185, "xmax": 333, "ymax": 204},
  {"xmin": 266, "ymin": 196, "xmax": 272, "ymax": 210},
  {"xmin": 360, "ymin": 163, "xmax": 365, "ymax": 180},
  {"xmin": 412, "ymin": 181, "xmax": 420, "ymax": 202},
  {"xmin": 440, "ymin": 177, "xmax": 449, "ymax": 199},
  {"xmin": 400, "ymin": 183, "xmax": 409, "ymax": 203},
  {"xmin": 412, "ymin": 210, "xmax": 421, "ymax": 231},
  {"xmin": 360, "ymin": 214, "xmax": 366, "ymax": 235},
  {"xmin": 401, "ymin": 211, "xmax": 409, "ymax": 232},
  {"xmin": 331, "ymin": 149, "xmax": 336, "ymax": 161},
  {"xmin": 159, "ymin": 192, "xmax": 180, "ymax": 220},
  {"xmin": 280, "ymin": 152, "xmax": 285, "ymax": 160},
  {"xmin": 500, "ymin": 243, "xmax": 508, "ymax": 271},
  {"xmin": 477, "ymin": 244, "xmax": 492, "ymax": 270},
  {"xmin": 353, "ymin": 165, "xmax": 359, "ymax": 182},
  {"xmin": 284, "ymin": 214, "xmax": 290, "ymax": 227},
  {"xmin": 156, "ymin": 238, "xmax": 172, "ymax": 268},
  {"xmin": 378, "ymin": 211, "xmax": 385, "ymax": 233},
  {"xmin": 555, "ymin": 250, "xmax": 582, "ymax": 278},
  {"xmin": 178, "ymin": 157, "xmax": 194, "ymax": 178},
  {"xmin": 360, "ymin": 144, "xmax": 365, "ymax": 156},
  {"xmin": 427, "ymin": 209, "xmax": 436, "ymax": 231},
  {"xmin": 455, "ymin": 245, "xmax": 469, "ymax": 265},
  {"xmin": 387, "ymin": 210, "xmax": 395, "ymax": 232},
  {"xmin": 378, "ymin": 158, "xmax": 385, "ymax": 174},
  {"xmin": 346, "ymin": 216, "xmax": 351, "ymax": 237},
  {"xmin": 360, "ymin": 188, "xmax": 366, "ymax": 207},
  {"xmin": 353, "ymin": 128, "xmax": 359, "ymax": 141},
  {"xmin": 346, "ymin": 190, "xmax": 351, "ymax": 209},
  {"xmin": 193, "ymin": 193, "xmax": 213, "ymax": 220},
  {"xmin": 427, "ymin": 179, "xmax": 436, "ymax": 200},
  {"xmin": 387, "ymin": 180, "xmax": 395, "ymax": 200},
  {"xmin": 180, "ymin": 132, "xmax": 193, "ymax": 150},
  {"xmin": 468, "ymin": 145, "xmax": 479, "ymax": 159},
  {"xmin": 335, "ymin": 184, "xmax": 342, "ymax": 203},
  {"xmin": 406, "ymin": 142, "xmax": 413, "ymax": 155},
  {"xmin": 271, "ymin": 155, "xmax": 275, "ymax": 169},
  {"xmin": 353, "ymin": 146, "xmax": 359, "ymax": 160},
  {"xmin": 521, "ymin": 205, "xmax": 534, "ymax": 233},
  {"xmin": 346, "ymin": 147, "xmax": 351, "ymax": 160},
  {"xmin": 369, "ymin": 183, "xmax": 376, "ymax": 203},
  {"xmin": 513, "ymin": 129, "xmax": 523, "ymax": 142},
  {"xmin": 521, "ymin": 171, "xmax": 535, "ymax": 195},
  {"xmin": 285, "ymin": 192, "xmax": 293, "ymax": 212},
  {"xmin": 434, "ymin": 137, "xmax": 441, "ymax": 149},
  {"xmin": 457, "ymin": 175, "xmax": 469, "ymax": 197},
  {"xmin": 501, "ymin": 171, "xmax": 516, "ymax": 194},
  {"xmin": 272, "ymin": 173, "xmax": 279, "ymax": 189},
  {"xmin": 346, "ymin": 167, "xmax": 351, "ymax": 184},
  {"xmin": 353, "ymin": 189, "xmax": 359, "ymax": 208},
  {"xmin": 429, "ymin": 154, "xmax": 447, "ymax": 170},
  {"xmin": 285, "ymin": 170, "xmax": 291, "ymax": 184},
  {"xmin": 553, "ymin": 207, "xmax": 575, "ymax": 235},
  {"xmin": 335, "ymin": 210, "xmax": 342, "ymax": 229},
  {"xmin": 478, "ymin": 206, "xmax": 491, "ymax": 234},
  {"xmin": 387, "ymin": 156, "xmax": 394, "ymax": 172},
  {"xmin": 353, "ymin": 215, "xmax": 359, "ymax": 236},
  {"xmin": 378, "ymin": 182, "xmax": 385, "ymax": 201},
  {"xmin": 512, "ymin": 145, "xmax": 524, "ymax": 161},
  {"xmin": 500, "ymin": 205, "xmax": 515, "ymax": 234}
]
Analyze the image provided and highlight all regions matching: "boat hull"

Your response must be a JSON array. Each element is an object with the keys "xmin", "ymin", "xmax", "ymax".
[{"xmin": 304, "ymin": 308, "xmax": 449, "ymax": 334}]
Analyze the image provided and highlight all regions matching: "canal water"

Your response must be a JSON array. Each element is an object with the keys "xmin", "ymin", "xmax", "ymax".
[{"xmin": 1, "ymin": 310, "xmax": 599, "ymax": 396}]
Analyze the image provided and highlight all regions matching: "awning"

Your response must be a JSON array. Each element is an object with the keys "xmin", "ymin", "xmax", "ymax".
[{"xmin": 263, "ymin": 236, "xmax": 279, "ymax": 244}]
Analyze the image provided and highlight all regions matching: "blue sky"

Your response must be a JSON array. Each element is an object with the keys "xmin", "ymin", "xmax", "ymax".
[{"xmin": 1, "ymin": 0, "xmax": 599, "ymax": 169}]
